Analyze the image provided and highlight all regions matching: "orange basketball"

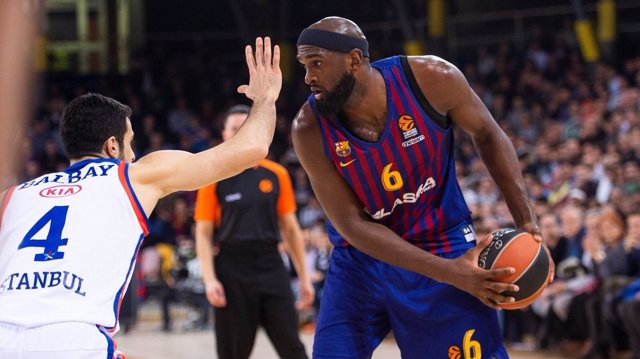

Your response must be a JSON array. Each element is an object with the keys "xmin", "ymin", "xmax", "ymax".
[{"xmin": 478, "ymin": 228, "xmax": 551, "ymax": 310}]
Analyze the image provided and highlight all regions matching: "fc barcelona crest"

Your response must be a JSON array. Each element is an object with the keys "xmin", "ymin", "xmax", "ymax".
[{"xmin": 334, "ymin": 141, "xmax": 351, "ymax": 157}]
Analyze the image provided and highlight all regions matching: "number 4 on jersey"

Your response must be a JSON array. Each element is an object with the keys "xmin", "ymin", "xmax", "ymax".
[{"xmin": 18, "ymin": 206, "xmax": 69, "ymax": 261}]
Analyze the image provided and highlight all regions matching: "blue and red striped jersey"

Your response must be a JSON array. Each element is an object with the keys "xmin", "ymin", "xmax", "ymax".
[{"xmin": 309, "ymin": 56, "xmax": 474, "ymax": 254}]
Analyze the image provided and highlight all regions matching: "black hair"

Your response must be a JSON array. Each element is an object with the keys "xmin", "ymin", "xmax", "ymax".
[
  {"xmin": 60, "ymin": 93, "xmax": 131, "ymax": 159},
  {"xmin": 226, "ymin": 104, "xmax": 251, "ymax": 116},
  {"xmin": 222, "ymin": 104, "xmax": 251, "ymax": 128}
]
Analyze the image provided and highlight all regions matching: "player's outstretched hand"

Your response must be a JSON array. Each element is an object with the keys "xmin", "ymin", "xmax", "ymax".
[
  {"xmin": 237, "ymin": 37, "xmax": 282, "ymax": 104},
  {"xmin": 448, "ymin": 233, "xmax": 519, "ymax": 309}
]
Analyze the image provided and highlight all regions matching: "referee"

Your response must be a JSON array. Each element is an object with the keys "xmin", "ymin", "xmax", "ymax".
[{"xmin": 194, "ymin": 105, "xmax": 313, "ymax": 359}]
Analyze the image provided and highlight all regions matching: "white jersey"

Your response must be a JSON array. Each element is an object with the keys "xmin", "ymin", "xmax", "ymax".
[{"xmin": 0, "ymin": 158, "xmax": 148, "ymax": 335}]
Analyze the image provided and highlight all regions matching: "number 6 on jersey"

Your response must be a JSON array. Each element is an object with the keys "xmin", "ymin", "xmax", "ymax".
[
  {"xmin": 381, "ymin": 163, "xmax": 404, "ymax": 191},
  {"xmin": 18, "ymin": 206, "xmax": 69, "ymax": 261}
]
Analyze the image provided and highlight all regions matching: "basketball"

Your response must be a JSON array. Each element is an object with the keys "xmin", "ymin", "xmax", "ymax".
[{"xmin": 478, "ymin": 228, "xmax": 551, "ymax": 310}]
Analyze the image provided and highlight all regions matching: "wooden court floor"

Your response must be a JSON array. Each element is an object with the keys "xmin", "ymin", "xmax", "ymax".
[
  {"xmin": 114, "ymin": 303, "xmax": 569, "ymax": 359},
  {"xmin": 116, "ymin": 328, "xmax": 568, "ymax": 359}
]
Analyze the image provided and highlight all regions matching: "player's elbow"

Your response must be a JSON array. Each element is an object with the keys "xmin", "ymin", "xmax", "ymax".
[
  {"xmin": 473, "ymin": 121, "xmax": 507, "ymax": 147},
  {"xmin": 238, "ymin": 142, "xmax": 269, "ymax": 167},
  {"xmin": 332, "ymin": 220, "xmax": 365, "ymax": 247},
  {"xmin": 253, "ymin": 143, "xmax": 270, "ymax": 161},
  {"xmin": 249, "ymin": 143, "xmax": 270, "ymax": 163}
]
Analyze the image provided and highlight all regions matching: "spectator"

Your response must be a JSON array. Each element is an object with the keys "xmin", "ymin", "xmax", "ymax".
[
  {"xmin": 581, "ymin": 211, "xmax": 629, "ymax": 358},
  {"xmin": 560, "ymin": 205, "xmax": 586, "ymax": 259}
]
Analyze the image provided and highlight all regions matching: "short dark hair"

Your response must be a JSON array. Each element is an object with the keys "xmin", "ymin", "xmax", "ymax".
[
  {"xmin": 226, "ymin": 104, "xmax": 250, "ymax": 116},
  {"xmin": 222, "ymin": 104, "xmax": 250, "ymax": 128},
  {"xmin": 60, "ymin": 93, "xmax": 131, "ymax": 159}
]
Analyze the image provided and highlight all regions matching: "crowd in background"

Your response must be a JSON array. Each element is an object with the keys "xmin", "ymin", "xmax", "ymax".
[
  {"xmin": 457, "ymin": 25, "xmax": 640, "ymax": 358},
  {"xmin": 8, "ymin": 20, "xmax": 640, "ymax": 358}
]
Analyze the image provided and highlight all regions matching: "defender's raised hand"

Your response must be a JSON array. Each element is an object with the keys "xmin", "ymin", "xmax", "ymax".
[{"xmin": 238, "ymin": 37, "xmax": 282, "ymax": 104}]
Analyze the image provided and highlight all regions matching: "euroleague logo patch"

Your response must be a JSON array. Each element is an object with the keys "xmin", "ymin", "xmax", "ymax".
[
  {"xmin": 397, "ymin": 114, "xmax": 425, "ymax": 147},
  {"xmin": 398, "ymin": 115, "xmax": 415, "ymax": 131},
  {"xmin": 39, "ymin": 185, "xmax": 82, "ymax": 198},
  {"xmin": 259, "ymin": 179, "xmax": 273, "ymax": 193}
]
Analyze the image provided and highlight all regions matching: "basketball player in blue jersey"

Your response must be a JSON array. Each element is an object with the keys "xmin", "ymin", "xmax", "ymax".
[
  {"xmin": 292, "ymin": 17, "xmax": 553, "ymax": 359},
  {"xmin": 0, "ymin": 37, "xmax": 280, "ymax": 359}
]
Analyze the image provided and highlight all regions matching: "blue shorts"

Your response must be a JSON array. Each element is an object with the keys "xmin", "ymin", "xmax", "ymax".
[{"xmin": 313, "ymin": 245, "xmax": 508, "ymax": 359}]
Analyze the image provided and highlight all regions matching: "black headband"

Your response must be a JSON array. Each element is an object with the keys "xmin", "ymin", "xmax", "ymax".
[{"xmin": 297, "ymin": 28, "xmax": 369, "ymax": 57}]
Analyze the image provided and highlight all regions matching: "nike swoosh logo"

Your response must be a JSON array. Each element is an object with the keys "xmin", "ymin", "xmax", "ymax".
[{"xmin": 339, "ymin": 159, "xmax": 356, "ymax": 167}]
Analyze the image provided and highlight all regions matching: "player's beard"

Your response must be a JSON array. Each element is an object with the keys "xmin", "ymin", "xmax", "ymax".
[{"xmin": 315, "ymin": 72, "xmax": 356, "ymax": 117}]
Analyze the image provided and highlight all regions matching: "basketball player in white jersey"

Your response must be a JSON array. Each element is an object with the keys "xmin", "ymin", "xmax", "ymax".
[{"xmin": 0, "ymin": 37, "xmax": 281, "ymax": 359}]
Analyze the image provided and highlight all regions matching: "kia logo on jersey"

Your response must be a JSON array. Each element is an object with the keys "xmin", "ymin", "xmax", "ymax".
[{"xmin": 39, "ymin": 185, "xmax": 83, "ymax": 198}]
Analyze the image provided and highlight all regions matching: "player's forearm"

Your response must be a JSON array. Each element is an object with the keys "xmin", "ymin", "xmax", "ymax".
[
  {"xmin": 163, "ymin": 101, "xmax": 276, "ymax": 192},
  {"xmin": 227, "ymin": 100, "xmax": 277, "ymax": 161},
  {"xmin": 472, "ymin": 129, "xmax": 535, "ymax": 227},
  {"xmin": 338, "ymin": 216, "xmax": 453, "ymax": 283}
]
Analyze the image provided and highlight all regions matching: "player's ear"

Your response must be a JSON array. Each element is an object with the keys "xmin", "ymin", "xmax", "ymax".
[
  {"xmin": 103, "ymin": 136, "xmax": 119, "ymax": 158},
  {"xmin": 348, "ymin": 49, "xmax": 364, "ymax": 70}
]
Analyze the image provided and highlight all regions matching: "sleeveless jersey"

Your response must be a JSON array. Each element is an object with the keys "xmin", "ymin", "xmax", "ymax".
[
  {"xmin": 310, "ymin": 56, "xmax": 474, "ymax": 254},
  {"xmin": 0, "ymin": 158, "xmax": 148, "ymax": 334}
]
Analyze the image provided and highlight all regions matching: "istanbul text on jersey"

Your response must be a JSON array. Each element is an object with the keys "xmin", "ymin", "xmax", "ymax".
[{"xmin": 0, "ymin": 270, "xmax": 86, "ymax": 296}]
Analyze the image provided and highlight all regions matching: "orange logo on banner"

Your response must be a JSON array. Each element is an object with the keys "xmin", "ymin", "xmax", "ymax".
[
  {"xmin": 398, "ymin": 115, "xmax": 415, "ymax": 131},
  {"xmin": 447, "ymin": 346, "xmax": 461, "ymax": 359},
  {"xmin": 259, "ymin": 179, "xmax": 273, "ymax": 193}
]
